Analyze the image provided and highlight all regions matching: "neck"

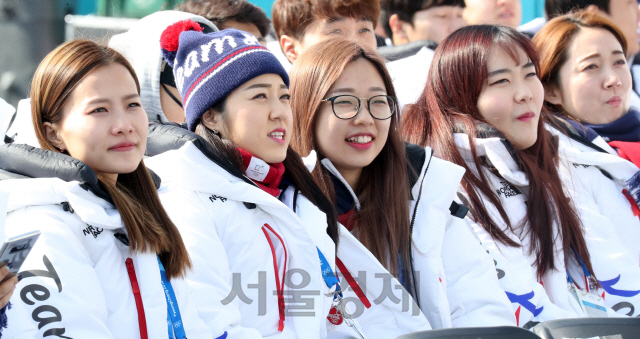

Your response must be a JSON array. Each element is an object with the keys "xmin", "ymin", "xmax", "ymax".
[{"xmin": 336, "ymin": 166, "xmax": 362, "ymax": 191}]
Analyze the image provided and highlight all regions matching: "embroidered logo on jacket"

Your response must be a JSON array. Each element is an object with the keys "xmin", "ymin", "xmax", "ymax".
[
  {"xmin": 572, "ymin": 163, "xmax": 591, "ymax": 169},
  {"xmin": 496, "ymin": 181, "xmax": 521, "ymax": 198},
  {"xmin": 82, "ymin": 225, "xmax": 103, "ymax": 238},
  {"xmin": 209, "ymin": 195, "xmax": 227, "ymax": 203}
]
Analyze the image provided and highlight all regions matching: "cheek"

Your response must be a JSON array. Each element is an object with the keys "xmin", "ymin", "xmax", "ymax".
[
  {"xmin": 314, "ymin": 110, "xmax": 343, "ymax": 155},
  {"xmin": 477, "ymin": 92, "xmax": 507, "ymax": 122},
  {"xmin": 60, "ymin": 117, "xmax": 101, "ymax": 154}
]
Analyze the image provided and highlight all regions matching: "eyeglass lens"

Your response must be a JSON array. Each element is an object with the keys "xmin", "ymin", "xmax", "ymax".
[{"xmin": 332, "ymin": 95, "xmax": 395, "ymax": 119}]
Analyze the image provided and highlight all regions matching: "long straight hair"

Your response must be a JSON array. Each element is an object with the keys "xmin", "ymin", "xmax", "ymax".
[
  {"xmin": 402, "ymin": 25, "xmax": 594, "ymax": 278},
  {"xmin": 289, "ymin": 38, "xmax": 415, "ymax": 294},
  {"xmin": 195, "ymin": 108, "xmax": 340, "ymax": 245},
  {"xmin": 31, "ymin": 39, "xmax": 191, "ymax": 279}
]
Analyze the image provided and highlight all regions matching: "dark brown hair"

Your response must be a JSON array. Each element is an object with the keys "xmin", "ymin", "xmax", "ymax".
[
  {"xmin": 290, "ymin": 38, "xmax": 415, "ymax": 294},
  {"xmin": 380, "ymin": 0, "xmax": 465, "ymax": 39},
  {"xmin": 194, "ymin": 104, "xmax": 340, "ymax": 245},
  {"xmin": 402, "ymin": 25, "xmax": 594, "ymax": 278},
  {"xmin": 534, "ymin": 10, "xmax": 628, "ymax": 115},
  {"xmin": 272, "ymin": 0, "xmax": 381, "ymax": 40},
  {"xmin": 175, "ymin": 0, "xmax": 271, "ymax": 37},
  {"xmin": 31, "ymin": 39, "xmax": 191, "ymax": 279}
]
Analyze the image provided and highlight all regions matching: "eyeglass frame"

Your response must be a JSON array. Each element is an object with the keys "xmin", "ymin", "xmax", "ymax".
[{"xmin": 321, "ymin": 94, "xmax": 397, "ymax": 120}]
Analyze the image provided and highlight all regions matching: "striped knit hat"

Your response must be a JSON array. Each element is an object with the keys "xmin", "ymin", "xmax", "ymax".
[{"xmin": 160, "ymin": 20, "xmax": 289, "ymax": 131}]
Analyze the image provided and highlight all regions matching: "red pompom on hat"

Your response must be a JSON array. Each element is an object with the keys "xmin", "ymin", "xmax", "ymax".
[{"xmin": 160, "ymin": 19, "xmax": 203, "ymax": 67}]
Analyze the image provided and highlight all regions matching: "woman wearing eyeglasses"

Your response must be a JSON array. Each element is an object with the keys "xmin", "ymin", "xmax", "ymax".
[{"xmin": 290, "ymin": 38, "xmax": 515, "ymax": 329}]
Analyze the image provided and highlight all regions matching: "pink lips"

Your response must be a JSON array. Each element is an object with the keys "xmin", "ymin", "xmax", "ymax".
[
  {"xmin": 268, "ymin": 127, "xmax": 286, "ymax": 145},
  {"xmin": 607, "ymin": 96, "xmax": 622, "ymax": 107},
  {"xmin": 109, "ymin": 142, "xmax": 136, "ymax": 152},
  {"xmin": 517, "ymin": 112, "xmax": 535, "ymax": 122},
  {"xmin": 346, "ymin": 133, "xmax": 374, "ymax": 150}
]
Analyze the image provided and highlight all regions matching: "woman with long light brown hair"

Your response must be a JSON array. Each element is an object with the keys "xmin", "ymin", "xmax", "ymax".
[
  {"xmin": 0, "ymin": 39, "xmax": 216, "ymax": 338},
  {"xmin": 290, "ymin": 37, "xmax": 514, "ymax": 330}
]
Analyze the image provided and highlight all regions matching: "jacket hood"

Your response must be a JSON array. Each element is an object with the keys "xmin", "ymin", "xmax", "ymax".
[{"xmin": 108, "ymin": 11, "xmax": 218, "ymax": 123}]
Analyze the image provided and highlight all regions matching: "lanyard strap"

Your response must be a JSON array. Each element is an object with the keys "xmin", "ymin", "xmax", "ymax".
[
  {"xmin": 336, "ymin": 257, "xmax": 371, "ymax": 308},
  {"xmin": 317, "ymin": 247, "xmax": 342, "ymax": 299},
  {"xmin": 569, "ymin": 249, "xmax": 595, "ymax": 293},
  {"xmin": 158, "ymin": 257, "xmax": 187, "ymax": 339},
  {"xmin": 262, "ymin": 224, "xmax": 287, "ymax": 332}
]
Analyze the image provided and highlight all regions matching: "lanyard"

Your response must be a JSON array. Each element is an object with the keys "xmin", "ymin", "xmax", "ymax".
[
  {"xmin": 567, "ymin": 250, "xmax": 597, "ymax": 294},
  {"xmin": 317, "ymin": 247, "xmax": 342, "ymax": 299},
  {"xmin": 158, "ymin": 257, "xmax": 187, "ymax": 339}
]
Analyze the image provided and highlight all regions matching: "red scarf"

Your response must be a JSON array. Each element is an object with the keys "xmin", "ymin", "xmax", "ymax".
[{"xmin": 237, "ymin": 148, "xmax": 285, "ymax": 197}]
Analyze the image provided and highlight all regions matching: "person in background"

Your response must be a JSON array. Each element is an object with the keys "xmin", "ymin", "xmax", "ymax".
[
  {"xmin": 175, "ymin": 0, "xmax": 271, "ymax": 46},
  {"xmin": 271, "ymin": 0, "xmax": 380, "ymax": 65},
  {"xmin": 0, "ymin": 39, "xmax": 216, "ymax": 338},
  {"xmin": 290, "ymin": 37, "xmax": 515, "ymax": 329},
  {"xmin": 378, "ymin": 0, "xmax": 466, "ymax": 60},
  {"xmin": 109, "ymin": 11, "xmax": 217, "ymax": 124},
  {"xmin": 535, "ymin": 11, "xmax": 640, "ymax": 262},
  {"xmin": 462, "ymin": 0, "xmax": 521, "ymax": 28}
]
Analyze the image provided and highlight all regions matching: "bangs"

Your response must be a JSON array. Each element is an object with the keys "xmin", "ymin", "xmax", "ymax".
[
  {"xmin": 313, "ymin": 0, "xmax": 381, "ymax": 28},
  {"xmin": 492, "ymin": 28, "xmax": 540, "ymax": 71}
]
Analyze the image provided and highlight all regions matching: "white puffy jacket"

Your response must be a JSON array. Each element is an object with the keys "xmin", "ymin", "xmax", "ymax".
[
  {"xmin": 456, "ymin": 130, "xmax": 640, "ymax": 322},
  {"xmin": 317, "ymin": 145, "xmax": 516, "ymax": 329},
  {"xmin": 547, "ymin": 122, "xmax": 640, "ymax": 265},
  {"xmin": 145, "ymin": 134, "xmax": 432, "ymax": 338},
  {"xmin": 0, "ymin": 144, "xmax": 214, "ymax": 338}
]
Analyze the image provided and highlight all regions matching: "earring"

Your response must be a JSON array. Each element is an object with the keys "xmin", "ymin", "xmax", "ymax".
[{"xmin": 212, "ymin": 129, "xmax": 220, "ymax": 135}]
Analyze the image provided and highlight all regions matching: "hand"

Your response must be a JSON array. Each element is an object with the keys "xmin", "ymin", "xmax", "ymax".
[{"xmin": 0, "ymin": 263, "xmax": 19, "ymax": 308}]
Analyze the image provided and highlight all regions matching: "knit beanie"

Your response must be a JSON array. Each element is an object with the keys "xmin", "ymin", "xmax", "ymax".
[{"xmin": 160, "ymin": 20, "xmax": 290, "ymax": 131}]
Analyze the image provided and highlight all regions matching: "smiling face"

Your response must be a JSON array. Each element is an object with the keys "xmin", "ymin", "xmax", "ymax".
[
  {"xmin": 477, "ymin": 45, "xmax": 543, "ymax": 150},
  {"xmin": 463, "ymin": 0, "xmax": 522, "ymax": 28},
  {"xmin": 546, "ymin": 27, "xmax": 632, "ymax": 125},
  {"xmin": 407, "ymin": 6, "xmax": 466, "ymax": 44},
  {"xmin": 44, "ymin": 63, "xmax": 148, "ymax": 182},
  {"xmin": 203, "ymin": 73, "xmax": 292, "ymax": 163},
  {"xmin": 314, "ymin": 58, "xmax": 392, "ymax": 187}
]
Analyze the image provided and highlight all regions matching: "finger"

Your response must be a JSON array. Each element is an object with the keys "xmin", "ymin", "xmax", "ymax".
[
  {"xmin": 0, "ymin": 276, "xmax": 18, "ymax": 300},
  {"xmin": 0, "ymin": 285, "xmax": 15, "ymax": 308},
  {"xmin": 0, "ymin": 264, "xmax": 11, "ymax": 281}
]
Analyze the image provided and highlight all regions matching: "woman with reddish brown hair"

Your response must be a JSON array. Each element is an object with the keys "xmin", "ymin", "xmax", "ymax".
[
  {"xmin": 290, "ymin": 37, "xmax": 515, "ymax": 330},
  {"xmin": 535, "ymin": 10, "xmax": 640, "ymax": 268},
  {"xmin": 403, "ymin": 24, "xmax": 640, "ymax": 321}
]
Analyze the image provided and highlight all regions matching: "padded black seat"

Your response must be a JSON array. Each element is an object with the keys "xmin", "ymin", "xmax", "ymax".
[
  {"xmin": 533, "ymin": 317, "xmax": 640, "ymax": 339},
  {"xmin": 396, "ymin": 326, "xmax": 541, "ymax": 339}
]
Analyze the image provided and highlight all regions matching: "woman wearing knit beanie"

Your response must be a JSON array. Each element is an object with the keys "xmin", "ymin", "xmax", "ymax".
[{"xmin": 145, "ymin": 21, "xmax": 428, "ymax": 338}]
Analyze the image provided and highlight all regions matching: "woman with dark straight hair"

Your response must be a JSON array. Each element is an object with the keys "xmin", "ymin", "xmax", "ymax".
[
  {"xmin": 290, "ymin": 37, "xmax": 515, "ymax": 330},
  {"xmin": 535, "ymin": 10, "xmax": 640, "ymax": 267},
  {"xmin": 0, "ymin": 39, "xmax": 215, "ymax": 337},
  {"xmin": 403, "ymin": 24, "xmax": 640, "ymax": 321}
]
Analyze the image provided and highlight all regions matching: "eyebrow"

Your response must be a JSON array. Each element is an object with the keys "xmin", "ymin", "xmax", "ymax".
[
  {"xmin": 86, "ymin": 93, "xmax": 139, "ymax": 105},
  {"xmin": 245, "ymin": 83, "xmax": 272, "ymax": 90},
  {"xmin": 488, "ymin": 62, "xmax": 535, "ymax": 77},
  {"xmin": 328, "ymin": 87, "xmax": 386, "ymax": 96}
]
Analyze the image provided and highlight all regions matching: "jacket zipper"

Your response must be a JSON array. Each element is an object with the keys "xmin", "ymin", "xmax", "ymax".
[{"xmin": 126, "ymin": 258, "xmax": 148, "ymax": 339}]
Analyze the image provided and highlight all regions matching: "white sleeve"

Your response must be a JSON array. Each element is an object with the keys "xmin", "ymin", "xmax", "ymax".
[
  {"xmin": 4, "ymin": 207, "xmax": 114, "ymax": 338},
  {"xmin": 442, "ymin": 215, "xmax": 516, "ymax": 327},
  {"xmin": 159, "ymin": 189, "xmax": 263, "ymax": 338}
]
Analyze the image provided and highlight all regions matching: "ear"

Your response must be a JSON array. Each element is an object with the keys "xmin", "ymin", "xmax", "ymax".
[
  {"xmin": 201, "ymin": 108, "xmax": 227, "ymax": 137},
  {"xmin": 389, "ymin": 14, "xmax": 409, "ymax": 45},
  {"xmin": 544, "ymin": 84, "xmax": 564, "ymax": 106},
  {"xmin": 280, "ymin": 35, "xmax": 300, "ymax": 64},
  {"xmin": 43, "ymin": 122, "xmax": 66, "ymax": 151}
]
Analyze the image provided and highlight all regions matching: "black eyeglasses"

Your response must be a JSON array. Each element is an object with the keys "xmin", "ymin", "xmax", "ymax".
[{"xmin": 321, "ymin": 95, "xmax": 397, "ymax": 120}]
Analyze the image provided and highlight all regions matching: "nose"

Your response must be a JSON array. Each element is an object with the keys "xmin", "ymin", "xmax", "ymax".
[
  {"xmin": 603, "ymin": 70, "xmax": 622, "ymax": 90},
  {"xmin": 353, "ymin": 99, "xmax": 375, "ymax": 126},
  {"xmin": 269, "ymin": 97, "xmax": 290, "ymax": 122},
  {"xmin": 514, "ymin": 83, "xmax": 533, "ymax": 104},
  {"xmin": 112, "ymin": 108, "xmax": 135, "ymax": 135}
]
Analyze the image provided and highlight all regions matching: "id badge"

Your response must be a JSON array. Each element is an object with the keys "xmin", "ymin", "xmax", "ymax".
[{"xmin": 569, "ymin": 283, "xmax": 608, "ymax": 317}]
